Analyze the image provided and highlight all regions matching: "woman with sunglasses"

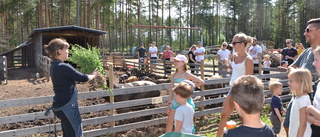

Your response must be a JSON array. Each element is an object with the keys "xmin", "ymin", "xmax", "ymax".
[
  {"xmin": 217, "ymin": 42, "xmax": 232, "ymax": 77},
  {"xmin": 165, "ymin": 54, "xmax": 205, "ymax": 133},
  {"xmin": 281, "ymin": 39, "xmax": 298, "ymax": 66},
  {"xmin": 295, "ymin": 43, "xmax": 305, "ymax": 56},
  {"xmin": 217, "ymin": 33, "xmax": 254, "ymax": 137}
]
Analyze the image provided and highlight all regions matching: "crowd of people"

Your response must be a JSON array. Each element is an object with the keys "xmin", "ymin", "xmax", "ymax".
[{"xmin": 43, "ymin": 17, "xmax": 320, "ymax": 137}]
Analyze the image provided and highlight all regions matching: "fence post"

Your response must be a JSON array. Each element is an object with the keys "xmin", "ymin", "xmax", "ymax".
[
  {"xmin": 0, "ymin": 56, "xmax": 8, "ymax": 85},
  {"xmin": 108, "ymin": 63, "xmax": 115, "ymax": 131},
  {"xmin": 213, "ymin": 58, "xmax": 216, "ymax": 75},
  {"xmin": 200, "ymin": 60, "xmax": 205, "ymax": 119},
  {"xmin": 259, "ymin": 57, "xmax": 262, "ymax": 75}
]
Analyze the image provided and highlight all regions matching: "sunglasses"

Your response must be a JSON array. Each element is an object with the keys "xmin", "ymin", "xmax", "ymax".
[
  {"xmin": 231, "ymin": 41, "xmax": 243, "ymax": 45},
  {"xmin": 305, "ymin": 28, "xmax": 319, "ymax": 33},
  {"xmin": 223, "ymin": 45, "xmax": 227, "ymax": 46},
  {"xmin": 286, "ymin": 42, "xmax": 291, "ymax": 44}
]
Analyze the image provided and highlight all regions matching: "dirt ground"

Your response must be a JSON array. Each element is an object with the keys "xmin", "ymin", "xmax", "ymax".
[{"xmin": 0, "ymin": 67, "xmax": 287, "ymax": 137}]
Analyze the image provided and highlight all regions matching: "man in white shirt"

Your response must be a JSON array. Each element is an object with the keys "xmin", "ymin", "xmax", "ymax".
[
  {"xmin": 248, "ymin": 37, "xmax": 262, "ymax": 74},
  {"xmin": 194, "ymin": 41, "xmax": 205, "ymax": 73},
  {"xmin": 148, "ymin": 41, "xmax": 158, "ymax": 73}
]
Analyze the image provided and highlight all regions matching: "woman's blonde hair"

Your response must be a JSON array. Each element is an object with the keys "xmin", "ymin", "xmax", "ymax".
[
  {"xmin": 233, "ymin": 33, "xmax": 253, "ymax": 47},
  {"xmin": 288, "ymin": 68, "xmax": 313, "ymax": 96},
  {"xmin": 313, "ymin": 45, "xmax": 320, "ymax": 56},
  {"xmin": 221, "ymin": 42, "xmax": 228, "ymax": 48},
  {"xmin": 189, "ymin": 44, "xmax": 197, "ymax": 51},
  {"xmin": 295, "ymin": 43, "xmax": 305, "ymax": 49}
]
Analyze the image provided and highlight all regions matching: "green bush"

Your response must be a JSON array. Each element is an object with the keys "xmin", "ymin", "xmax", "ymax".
[
  {"xmin": 68, "ymin": 44, "xmax": 104, "ymax": 74},
  {"xmin": 68, "ymin": 44, "xmax": 112, "ymax": 95}
]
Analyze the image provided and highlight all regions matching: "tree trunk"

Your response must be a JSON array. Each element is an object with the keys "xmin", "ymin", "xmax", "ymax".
[
  {"xmin": 121, "ymin": 0, "xmax": 124, "ymax": 52},
  {"xmin": 83, "ymin": 0, "xmax": 86, "ymax": 27},
  {"xmin": 138, "ymin": 0, "xmax": 141, "ymax": 46},
  {"xmin": 87, "ymin": 0, "xmax": 91, "ymax": 28},
  {"xmin": 37, "ymin": 0, "xmax": 43, "ymax": 28}
]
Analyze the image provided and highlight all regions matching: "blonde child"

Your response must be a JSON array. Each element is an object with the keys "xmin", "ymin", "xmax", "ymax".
[
  {"xmin": 288, "ymin": 68, "xmax": 312, "ymax": 137},
  {"xmin": 269, "ymin": 81, "xmax": 284, "ymax": 136},
  {"xmin": 173, "ymin": 80, "xmax": 195, "ymax": 134},
  {"xmin": 165, "ymin": 54, "xmax": 205, "ymax": 133},
  {"xmin": 263, "ymin": 55, "xmax": 271, "ymax": 80}
]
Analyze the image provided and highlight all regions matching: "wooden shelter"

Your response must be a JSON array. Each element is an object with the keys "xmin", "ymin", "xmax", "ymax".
[{"xmin": 0, "ymin": 25, "xmax": 107, "ymax": 69}]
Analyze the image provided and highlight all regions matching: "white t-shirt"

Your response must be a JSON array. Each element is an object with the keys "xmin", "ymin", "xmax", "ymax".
[
  {"xmin": 174, "ymin": 104, "xmax": 194, "ymax": 134},
  {"xmin": 263, "ymin": 61, "xmax": 271, "ymax": 68},
  {"xmin": 260, "ymin": 43, "xmax": 267, "ymax": 51},
  {"xmin": 195, "ymin": 47, "xmax": 205, "ymax": 62},
  {"xmin": 289, "ymin": 95, "xmax": 311, "ymax": 137},
  {"xmin": 248, "ymin": 45, "xmax": 262, "ymax": 64},
  {"xmin": 148, "ymin": 46, "xmax": 158, "ymax": 57},
  {"xmin": 217, "ymin": 49, "xmax": 231, "ymax": 61},
  {"xmin": 314, "ymin": 83, "xmax": 320, "ymax": 109}
]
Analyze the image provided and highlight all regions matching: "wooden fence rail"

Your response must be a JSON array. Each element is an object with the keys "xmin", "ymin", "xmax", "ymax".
[
  {"xmin": 125, "ymin": 59, "xmax": 285, "ymax": 78},
  {"xmin": 0, "ymin": 71, "xmax": 289, "ymax": 136}
]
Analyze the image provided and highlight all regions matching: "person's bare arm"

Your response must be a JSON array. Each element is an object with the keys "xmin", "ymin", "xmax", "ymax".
[
  {"xmin": 217, "ymin": 54, "xmax": 222, "ymax": 63},
  {"xmin": 245, "ymin": 57, "xmax": 254, "ymax": 75},
  {"xmin": 185, "ymin": 72, "xmax": 205, "ymax": 87},
  {"xmin": 87, "ymin": 69, "xmax": 100, "ymax": 81},
  {"xmin": 307, "ymin": 105, "xmax": 320, "ymax": 126},
  {"xmin": 196, "ymin": 52, "xmax": 205, "ymax": 55},
  {"xmin": 166, "ymin": 74, "xmax": 174, "ymax": 115},
  {"xmin": 174, "ymin": 120, "xmax": 183, "ymax": 132},
  {"xmin": 274, "ymin": 108, "xmax": 283, "ymax": 122},
  {"xmin": 297, "ymin": 107, "xmax": 308, "ymax": 137}
]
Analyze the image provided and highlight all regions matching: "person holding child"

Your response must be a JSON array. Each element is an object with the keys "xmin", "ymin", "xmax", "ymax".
[
  {"xmin": 173, "ymin": 80, "xmax": 195, "ymax": 134},
  {"xmin": 44, "ymin": 38, "xmax": 100, "ymax": 137},
  {"xmin": 217, "ymin": 42, "xmax": 232, "ymax": 77},
  {"xmin": 223, "ymin": 75, "xmax": 275, "ymax": 137},
  {"xmin": 269, "ymin": 81, "xmax": 284, "ymax": 136},
  {"xmin": 287, "ymin": 68, "xmax": 312, "ymax": 137},
  {"xmin": 165, "ymin": 54, "xmax": 205, "ymax": 133},
  {"xmin": 160, "ymin": 45, "xmax": 175, "ymax": 74},
  {"xmin": 217, "ymin": 33, "xmax": 254, "ymax": 137}
]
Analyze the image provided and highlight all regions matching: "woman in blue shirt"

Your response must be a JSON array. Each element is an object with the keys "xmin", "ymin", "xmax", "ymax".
[{"xmin": 44, "ymin": 38, "xmax": 100, "ymax": 137}]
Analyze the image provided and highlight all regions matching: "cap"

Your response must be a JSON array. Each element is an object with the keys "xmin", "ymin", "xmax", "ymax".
[
  {"xmin": 197, "ymin": 41, "xmax": 202, "ymax": 44},
  {"xmin": 174, "ymin": 54, "xmax": 187, "ymax": 63},
  {"xmin": 182, "ymin": 80, "xmax": 195, "ymax": 92}
]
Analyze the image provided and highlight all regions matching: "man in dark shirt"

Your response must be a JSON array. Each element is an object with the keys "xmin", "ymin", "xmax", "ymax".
[
  {"xmin": 281, "ymin": 39, "xmax": 298, "ymax": 66},
  {"xmin": 137, "ymin": 43, "xmax": 146, "ymax": 70}
]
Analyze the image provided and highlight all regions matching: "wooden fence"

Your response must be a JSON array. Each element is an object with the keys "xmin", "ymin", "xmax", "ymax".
[
  {"xmin": 0, "ymin": 71, "xmax": 290, "ymax": 137},
  {"xmin": 0, "ymin": 56, "xmax": 8, "ymax": 85},
  {"xmin": 124, "ymin": 57, "xmax": 284, "ymax": 78}
]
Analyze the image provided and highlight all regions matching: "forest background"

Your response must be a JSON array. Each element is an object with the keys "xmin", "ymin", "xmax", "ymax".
[{"xmin": 0, "ymin": 0, "xmax": 320, "ymax": 53}]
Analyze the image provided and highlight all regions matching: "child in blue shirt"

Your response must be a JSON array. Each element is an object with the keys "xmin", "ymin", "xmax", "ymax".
[{"xmin": 269, "ymin": 81, "xmax": 284, "ymax": 136}]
